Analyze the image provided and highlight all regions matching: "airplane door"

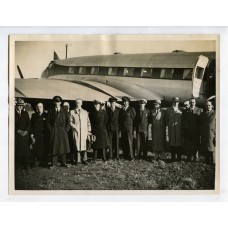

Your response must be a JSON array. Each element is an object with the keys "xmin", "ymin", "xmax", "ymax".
[{"xmin": 192, "ymin": 55, "xmax": 209, "ymax": 98}]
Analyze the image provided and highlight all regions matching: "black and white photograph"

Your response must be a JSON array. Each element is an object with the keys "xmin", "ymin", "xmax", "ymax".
[{"xmin": 9, "ymin": 34, "xmax": 219, "ymax": 193}]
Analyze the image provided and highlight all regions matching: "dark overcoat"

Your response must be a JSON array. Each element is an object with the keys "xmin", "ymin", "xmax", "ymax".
[
  {"xmin": 165, "ymin": 107, "xmax": 183, "ymax": 147},
  {"xmin": 31, "ymin": 111, "xmax": 48, "ymax": 159},
  {"xmin": 134, "ymin": 108, "xmax": 150, "ymax": 133},
  {"xmin": 151, "ymin": 108, "xmax": 166, "ymax": 152},
  {"xmin": 107, "ymin": 107, "xmax": 120, "ymax": 132},
  {"xmin": 47, "ymin": 108, "xmax": 70, "ymax": 156},
  {"xmin": 119, "ymin": 106, "xmax": 136, "ymax": 132},
  {"xmin": 90, "ymin": 109, "xmax": 110, "ymax": 149},
  {"xmin": 15, "ymin": 110, "xmax": 31, "ymax": 157},
  {"xmin": 200, "ymin": 110, "xmax": 216, "ymax": 152},
  {"xmin": 182, "ymin": 107, "xmax": 202, "ymax": 151}
]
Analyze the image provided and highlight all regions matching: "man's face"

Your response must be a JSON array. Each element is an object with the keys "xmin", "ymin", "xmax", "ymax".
[
  {"xmin": 172, "ymin": 101, "xmax": 179, "ymax": 107},
  {"xmin": 36, "ymin": 103, "xmax": 43, "ymax": 113},
  {"xmin": 139, "ymin": 103, "xmax": 146, "ymax": 109},
  {"xmin": 16, "ymin": 105, "xmax": 23, "ymax": 112},
  {"xmin": 111, "ymin": 101, "xmax": 116, "ymax": 109},
  {"xmin": 54, "ymin": 101, "xmax": 61, "ymax": 108},
  {"xmin": 94, "ymin": 103, "xmax": 100, "ymax": 111},
  {"xmin": 154, "ymin": 104, "xmax": 160, "ymax": 110},
  {"xmin": 75, "ymin": 101, "xmax": 82, "ymax": 109},
  {"xmin": 206, "ymin": 102, "xmax": 213, "ymax": 112},
  {"xmin": 123, "ymin": 100, "xmax": 129, "ymax": 107},
  {"xmin": 190, "ymin": 99, "xmax": 196, "ymax": 108},
  {"xmin": 63, "ymin": 105, "xmax": 69, "ymax": 112}
]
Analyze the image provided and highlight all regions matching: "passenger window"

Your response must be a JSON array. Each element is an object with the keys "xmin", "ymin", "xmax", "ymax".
[
  {"xmin": 124, "ymin": 68, "xmax": 134, "ymax": 76},
  {"xmin": 79, "ymin": 67, "xmax": 86, "ymax": 75},
  {"xmin": 117, "ymin": 68, "xmax": 124, "ymax": 76},
  {"xmin": 152, "ymin": 68, "xmax": 161, "ymax": 79},
  {"xmin": 195, "ymin": 66, "xmax": 204, "ymax": 80},
  {"xmin": 183, "ymin": 69, "xmax": 193, "ymax": 80},
  {"xmin": 141, "ymin": 68, "xmax": 152, "ymax": 78},
  {"xmin": 98, "ymin": 67, "xmax": 108, "ymax": 75},
  {"xmin": 133, "ymin": 68, "xmax": 141, "ymax": 77},
  {"xmin": 108, "ymin": 67, "xmax": 118, "ymax": 76},
  {"xmin": 91, "ymin": 67, "xmax": 99, "ymax": 75},
  {"xmin": 85, "ymin": 67, "xmax": 91, "ymax": 75},
  {"xmin": 74, "ymin": 67, "xmax": 80, "ymax": 75},
  {"xmin": 161, "ymin": 69, "xmax": 174, "ymax": 79},
  {"xmin": 68, "ymin": 67, "xmax": 74, "ymax": 74}
]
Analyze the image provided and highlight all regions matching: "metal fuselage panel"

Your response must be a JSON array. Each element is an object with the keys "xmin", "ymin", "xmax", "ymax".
[{"xmin": 48, "ymin": 74, "xmax": 195, "ymax": 104}]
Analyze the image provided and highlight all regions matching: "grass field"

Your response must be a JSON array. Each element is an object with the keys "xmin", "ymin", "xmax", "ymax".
[{"xmin": 15, "ymin": 159, "xmax": 215, "ymax": 190}]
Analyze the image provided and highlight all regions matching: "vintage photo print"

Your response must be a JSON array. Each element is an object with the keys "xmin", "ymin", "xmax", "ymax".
[{"xmin": 9, "ymin": 34, "xmax": 219, "ymax": 194}]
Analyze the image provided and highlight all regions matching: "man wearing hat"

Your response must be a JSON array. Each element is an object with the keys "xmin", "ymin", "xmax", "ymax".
[
  {"xmin": 70, "ymin": 98, "xmax": 91, "ymax": 165},
  {"xmin": 182, "ymin": 97, "xmax": 202, "ymax": 162},
  {"xmin": 15, "ymin": 98, "xmax": 31, "ymax": 172},
  {"xmin": 63, "ymin": 101, "xmax": 74, "ymax": 164},
  {"xmin": 134, "ymin": 99, "xmax": 150, "ymax": 160},
  {"xmin": 165, "ymin": 97, "xmax": 183, "ymax": 162},
  {"xmin": 107, "ymin": 97, "xmax": 120, "ymax": 160},
  {"xmin": 47, "ymin": 96, "xmax": 70, "ymax": 168},
  {"xmin": 119, "ymin": 96, "xmax": 136, "ymax": 160},
  {"xmin": 30, "ymin": 102, "xmax": 48, "ymax": 166},
  {"xmin": 90, "ymin": 100, "xmax": 110, "ymax": 162},
  {"xmin": 151, "ymin": 100, "xmax": 166, "ymax": 160}
]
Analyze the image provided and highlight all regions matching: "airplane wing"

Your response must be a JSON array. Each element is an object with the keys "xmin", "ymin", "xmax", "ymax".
[{"xmin": 15, "ymin": 78, "xmax": 113, "ymax": 102}]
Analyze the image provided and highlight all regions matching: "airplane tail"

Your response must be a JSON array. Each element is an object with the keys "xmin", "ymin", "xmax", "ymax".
[{"xmin": 54, "ymin": 51, "xmax": 60, "ymax": 60}]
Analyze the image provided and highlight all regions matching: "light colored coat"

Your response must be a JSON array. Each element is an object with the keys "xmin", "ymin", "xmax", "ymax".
[
  {"xmin": 165, "ymin": 106, "xmax": 183, "ymax": 147},
  {"xmin": 70, "ymin": 108, "xmax": 91, "ymax": 151}
]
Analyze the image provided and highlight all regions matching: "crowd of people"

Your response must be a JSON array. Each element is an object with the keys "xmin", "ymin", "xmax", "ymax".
[{"xmin": 15, "ymin": 95, "xmax": 216, "ymax": 173}]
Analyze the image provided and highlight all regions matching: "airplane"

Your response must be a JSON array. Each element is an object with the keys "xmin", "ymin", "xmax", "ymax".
[{"xmin": 15, "ymin": 50, "xmax": 216, "ymax": 109}]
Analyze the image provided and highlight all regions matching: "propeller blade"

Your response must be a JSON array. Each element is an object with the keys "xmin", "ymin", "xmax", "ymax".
[{"xmin": 17, "ymin": 65, "xmax": 24, "ymax": 79}]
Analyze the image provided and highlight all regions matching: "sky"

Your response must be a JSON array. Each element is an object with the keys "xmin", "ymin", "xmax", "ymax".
[{"xmin": 14, "ymin": 35, "xmax": 216, "ymax": 78}]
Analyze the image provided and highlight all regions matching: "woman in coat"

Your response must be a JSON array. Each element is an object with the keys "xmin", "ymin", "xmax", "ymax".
[
  {"xmin": 200, "ymin": 100, "xmax": 216, "ymax": 165},
  {"xmin": 70, "ymin": 99, "xmax": 91, "ymax": 165},
  {"xmin": 151, "ymin": 100, "xmax": 166, "ymax": 160},
  {"xmin": 90, "ymin": 100, "xmax": 110, "ymax": 162}
]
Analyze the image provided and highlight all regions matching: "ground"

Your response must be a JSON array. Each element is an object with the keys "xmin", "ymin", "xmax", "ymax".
[{"xmin": 15, "ymin": 159, "xmax": 215, "ymax": 190}]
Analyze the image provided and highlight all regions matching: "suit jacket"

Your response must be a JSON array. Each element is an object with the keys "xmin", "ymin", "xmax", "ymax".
[
  {"xmin": 47, "ymin": 108, "xmax": 70, "ymax": 155},
  {"xmin": 119, "ymin": 106, "xmax": 136, "ymax": 132},
  {"xmin": 134, "ymin": 108, "xmax": 150, "ymax": 133},
  {"xmin": 107, "ymin": 107, "xmax": 120, "ymax": 132}
]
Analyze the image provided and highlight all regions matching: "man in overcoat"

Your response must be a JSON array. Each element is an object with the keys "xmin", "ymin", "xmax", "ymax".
[
  {"xmin": 70, "ymin": 99, "xmax": 91, "ymax": 165},
  {"xmin": 47, "ymin": 96, "xmax": 70, "ymax": 168},
  {"xmin": 200, "ymin": 100, "xmax": 216, "ymax": 165},
  {"xmin": 151, "ymin": 100, "xmax": 166, "ymax": 160},
  {"xmin": 182, "ymin": 97, "xmax": 202, "ymax": 162},
  {"xmin": 63, "ymin": 101, "xmax": 74, "ymax": 164},
  {"xmin": 134, "ymin": 99, "xmax": 150, "ymax": 160},
  {"xmin": 15, "ymin": 98, "xmax": 31, "ymax": 172},
  {"xmin": 31, "ymin": 102, "xmax": 48, "ymax": 166},
  {"xmin": 90, "ymin": 100, "xmax": 110, "ymax": 162},
  {"xmin": 119, "ymin": 96, "xmax": 136, "ymax": 160},
  {"xmin": 165, "ymin": 97, "xmax": 183, "ymax": 161},
  {"xmin": 107, "ymin": 97, "xmax": 120, "ymax": 160}
]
